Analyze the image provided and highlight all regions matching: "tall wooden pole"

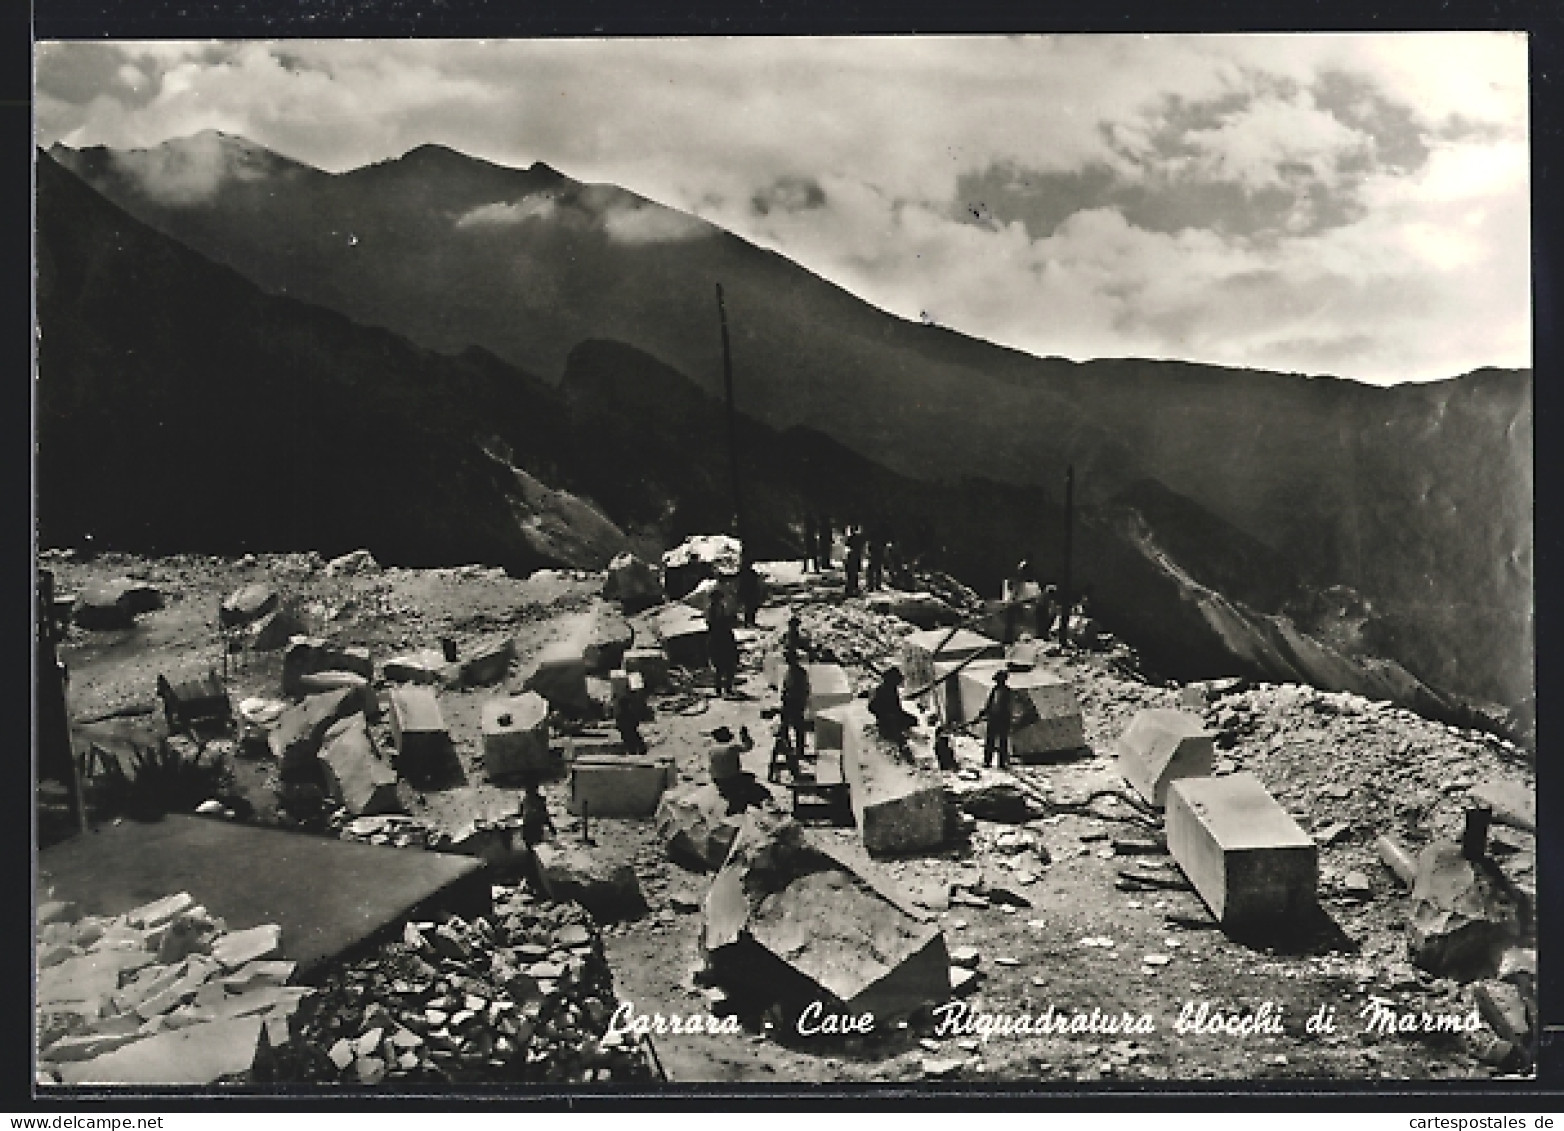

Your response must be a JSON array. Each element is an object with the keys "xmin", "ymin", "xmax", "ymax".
[
  {"xmin": 715, "ymin": 283, "xmax": 746, "ymax": 558},
  {"xmin": 1059, "ymin": 464, "xmax": 1074, "ymax": 645}
]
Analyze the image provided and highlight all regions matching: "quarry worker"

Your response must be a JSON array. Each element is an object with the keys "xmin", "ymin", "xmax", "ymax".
[
  {"xmin": 845, "ymin": 526, "xmax": 865, "ymax": 596},
  {"xmin": 786, "ymin": 610, "xmax": 806, "ymax": 657},
  {"xmin": 801, "ymin": 515, "xmax": 818, "ymax": 573},
  {"xmin": 816, "ymin": 515, "xmax": 833, "ymax": 570},
  {"xmin": 737, "ymin": 563, "xmax": 762, "ymax": 628},
  {"xmin": 615, "ymin": 689, "xmax": 651, "ymax": 756},
  {"xmin": 867, "ymin": 667, "xmax": 917, "ymax": 744},
  {"xmin": 866, "ymin": 534, "xmax": 885, "ymax": 592},
  {"xmin": 977, "ymin": 668, "xmax": 1014, "ymax": 769},
  {"xmin": 708, "ymin": 601, "xmax": 740, "ymax": 697},
  {"xmin": 1038, "ymin": 583, "xmax": 1060, "ymax": 639},
  {"xmin": 780, "ymin": 649, "xmax": 810, "ymax": 764},
  {"xmin": 520, "ymin": 776, "xmax": 556, "ymax": 848}
]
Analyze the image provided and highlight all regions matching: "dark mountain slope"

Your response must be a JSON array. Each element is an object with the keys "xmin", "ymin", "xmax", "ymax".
[{"xmin": 35, "ymin": 149, "xmax": 626, "ymax": 572}]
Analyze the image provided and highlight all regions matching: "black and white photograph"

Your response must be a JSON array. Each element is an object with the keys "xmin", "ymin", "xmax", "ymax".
[{"xmin": 31, "ymin": 33, "xmax": 1537, "ymax": 1092}]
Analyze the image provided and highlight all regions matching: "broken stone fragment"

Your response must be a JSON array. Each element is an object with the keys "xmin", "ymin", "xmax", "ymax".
[
  {"xmin": 126, "ymin": 891, "xmax": 194, "ymax": 931},
  {"xmin": 602, "ymin": 552, "xmax": 664, "ymax": 613},
  {"xmin": 211, "ymin": 925, "xmax": 282, "ymax": 972},
  {"xmin": 1407, "ymin": 841, "xmax": 1523, "ymax": 980},
  {"xmin": 655, "ymin": 783, "xmax": 760, "ymax": 873},
  {"xmin": 268, "ymin": 688, "xmax": 363, "ymax": 775},
  {"xmin": 383, "ymin": 650, "xmax": 452, "ymax": 685},
  {"xmin": 328, "ymin": 1038, "xmax": 355, "ymax": 1070},
  {"xmin": 281, "ymin": 636, "xmax": 373, "ymax": 696},
  {"xmin": 319, "ymin": 713, "xmax": 402, "ymax": 817},
  {"xmin": 1474, "ymin": 979, "xmax": 1532, "ymax": 1046},
  {"xmin": 461, "ymin": 635, "xmax": 516, "ymax": 687},
  {"xmin": 534, "ymin": 843, "xmax": 647, "ymax": 922},
  {"xmin": 701, "ymin": 812, "xmax": 949, "ymax": 1022},
  {"xmin": 59, "ymin": 1015, "xmax": 266, "ymax": 1085},
  {"xmin": 38, "ymin": 900, "xmax": 78, "ymax": 926},
  {"xmin": 220, "ymin": 583, "xmax": 279, "ymax": 628},
  {"xmin": 324, "ymin": 549, "xmax": 378, "ymax": 577}
]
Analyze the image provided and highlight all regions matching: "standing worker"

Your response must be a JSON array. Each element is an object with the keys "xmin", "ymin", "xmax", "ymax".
[
  {"xmin": 615, "ymin": 686, "xmax": 651, "ymax": 755},
  {"xmin": 780, "ymin": 649, "xmax": 811, "ymax": 768},
  {"xmin": 845, "ymin": 525, "xmax": 865, "ymax": 597},
  {"xmin": 708, "ymin": 600, "xmax": 740, "ymax": 697},
  {"xmin": 816, "ymin": 515, "xmax": 833, "ymax": 570},
  {"xmin": 866, "ymin": 531, "xmax": 885, "ymax": 592},
  {"xmin": 737, "ymin": 562, "xmax": 763, "ymax": 628},
  {"xmin": 976, "ymin": 668, "xmax": 1014, "ymax": 769},
  {"xmin": 801, "ymin": 515, "xmax": 817, "ymax": 574},
  {"xmin": 520, "ymin": 774, "xmax": 556, "ymax": 848},
  {"xmin": 867, "ymin": 667, "xmax": 918, "ymax": 745},
  {"xmin": 786, "ymin": 610, "xmax": 806, "ymax": 658}
]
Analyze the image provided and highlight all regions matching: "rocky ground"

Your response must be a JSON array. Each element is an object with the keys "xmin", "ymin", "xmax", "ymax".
[{"xmin": 38, "ymin": 549, "xmax": 1537, "ymax": 1085}]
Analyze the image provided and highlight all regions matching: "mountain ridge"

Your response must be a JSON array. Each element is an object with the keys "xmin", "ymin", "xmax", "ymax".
[{"xmin": 40, "ymin": 136, "xmax": 1533, "ymax": 714}]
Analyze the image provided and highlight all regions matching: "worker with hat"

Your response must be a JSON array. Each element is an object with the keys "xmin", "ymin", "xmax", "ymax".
[{"xmin": 976, "ymin": 667, "xmax": 1014, "ymax": 768}]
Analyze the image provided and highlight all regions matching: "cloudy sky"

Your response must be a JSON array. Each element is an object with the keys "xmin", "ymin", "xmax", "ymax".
[{"xmin": 35, "ymin": 35, "xmax": 1530, "ymax": 384}]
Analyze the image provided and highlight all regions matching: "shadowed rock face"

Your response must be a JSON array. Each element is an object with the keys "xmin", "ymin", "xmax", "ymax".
[
  {"xmin": 37, "ymin": 140, "xmax": 1532, "ymax": 731},
  {"xmin": 35, "ymin": 149, "xmax": 628, "ymax": 575}
]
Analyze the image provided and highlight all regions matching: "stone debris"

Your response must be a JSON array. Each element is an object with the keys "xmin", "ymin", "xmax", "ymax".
[
  {"xmin": 701, "ymin": 813, "xmax": 950, "ymax": 1024},
  {"xmin": 622, "ymin": 648, "xmax": 671, "ymax": 693},
  {"xmin": 281, "ymin": 637, "xmax": 373, "ymax": 697},
  {"xmin": 296, "ymin": 671, "xmax": 379, "ymax": 720},
  {"xmin": 220, "ymin": 582, "xmax": 279, "ymax": 628},
  {"xmin": 324, "ymin": 549, "xmax": 379, "ymax": 577},
  {"xmin": 269, "ymin": 687, "xmax": 365, "ymax": 777},
  {"xmin": 862, "ymin": 590, "xmax": 959, "ymax": 630},
  {"xmin": 383, "ymin": 649, "xmax": 457, "ymax": 685},
  {"xmin": 533, "ymin": 842, "xmax": 648, "ymax": 922},
  {"xmin": 250, "ymin": 608, "xmax": 307, "ymax": 651},
  {"xmin": 656, "ymin": 783, "xmax": 772, "ymax": 872},
  {"xmin": 460, "ymin": 636, "xmax": 516, "ymax": 688},
  {"xmin": 582, "ymin": 608, "xmax": 634, "ymax": 677},
  {"xmin": 945, "ymin": 772, "xmax": 1042, "ymax": 825},
  {"xmin": 262, "ymin": 887, "xmax": 653, "ymax": 1085},
  {"xmin": 603, "ymin": 552, "xmax": 664, "ymax": 613},
  {"xmin": 521, "ymin": 634, "xmax": 595, "ymax": 716},
  {"xmin": 37, "ymin": 897, "xmax": 302, "ymax": 1086},
  {"xmin": 662, "ymin": 535, "xmax": 741, "ymax": 598},
  {"xmin": 73, "ymin": 579, "xmax": 163, "ymax": 630},
  {"xmin": 656, "ymin": 605, "xmax": 709, "ymax": 669},
  {"xmin": 1407, "ymin": 841, "xmax": 1523, "ymax": 980}
]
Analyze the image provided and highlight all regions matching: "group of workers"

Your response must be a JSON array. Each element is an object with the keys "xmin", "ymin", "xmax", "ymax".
[{"xmin": 799, "ymin": 518, "xmax": 914, "ymax": 599}]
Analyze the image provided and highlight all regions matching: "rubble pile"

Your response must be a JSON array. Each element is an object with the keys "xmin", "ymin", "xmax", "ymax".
[
  {"xmin": 37, "ymin": 892, "xmax": 302, "ymax": 1086},
  {"xmin": 790, "ymin": 602, "xmax": 913, "ymax": 674},
  {"xmin": 267, "ymin": 887, "xmax": 655, "ymax": 1085}
]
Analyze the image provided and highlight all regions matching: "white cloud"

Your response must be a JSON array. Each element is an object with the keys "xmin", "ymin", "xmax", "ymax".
[
  {"xmin": 34, "ymin": 34, "xmax": 1530, "ymax": 383},
  {"xmin": 455, "ymin": 197, "xmax": 557, "ymax": 227}
]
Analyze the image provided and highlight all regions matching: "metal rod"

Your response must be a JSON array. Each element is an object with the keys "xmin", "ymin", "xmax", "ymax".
[
  {"xmin": 1059, "ymin": 464, "xmax": 1074, "ymax": 645},
  {"xmin": 715, "ymin": 283, "xmax": 746, "ymax": 556}
]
